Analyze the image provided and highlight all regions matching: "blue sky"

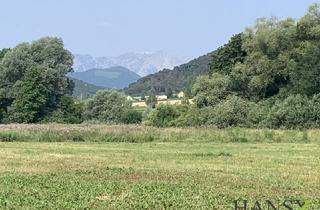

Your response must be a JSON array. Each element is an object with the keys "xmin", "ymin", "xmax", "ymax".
[{"xmin": 0, "ymin": 0, "xmax": 317, "ymax": 58}]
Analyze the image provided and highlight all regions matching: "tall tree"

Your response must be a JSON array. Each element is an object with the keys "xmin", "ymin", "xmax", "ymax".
[
  {"xmin": 0, "ymin": 37, "xmax": 73, "ymax": 123},
  {"xmin": 289, "ymin": 3, "xmax": 320, "ymax": 96},
  {"xmin": 209, "ymin": 33, "xmax": 246, "ymax": 75},
  {"xmin": 8, "ymin": 66, "xmax": 49, "ymax": 123}
]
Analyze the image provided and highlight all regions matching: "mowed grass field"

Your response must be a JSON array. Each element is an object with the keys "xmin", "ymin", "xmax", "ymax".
[{"xmin": 0, "ymin": 125, "xmax": 320, "ymax": 209}]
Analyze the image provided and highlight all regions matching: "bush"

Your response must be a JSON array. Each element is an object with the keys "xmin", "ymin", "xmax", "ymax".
[
  {"xmin": 120, "ymin": 109, "xmax": 143, "ymax": 124},
  {"xmin": 246, "ymin": 99, "xmax": 274, "ymax": 128},
  {"xmin": 84, "ymin": 90, "xmax": 130, "ymax": 123},
  {"xmin": 264, "ymin": 95, "xmax": 320, "ymax": 129},
  {"xmin": 146, "ymin": 104, "xmax": 180, "ymax": 127},
  {"xmin": 308, "ymin": 94, "xmax": 320, "ymax": 126},
  {"xmin": 206, "ymin": 95, "xmax": 253, "ymax": 128},
  {"xmin": 174, "ymin": 105, "xmax": 203, "ymax": 127},
  {"xmin": 192, "ymin": 74, "xmax": 231, "ymax": 108}
]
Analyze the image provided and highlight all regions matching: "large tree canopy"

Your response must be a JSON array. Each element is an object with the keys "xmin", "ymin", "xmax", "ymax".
[
  {"xmin": 191, "ymin": 3, "xmax": 320, "ymax": 128},
  {"xmin": 203, "ymin": 3, "xmax": 320, "ymax": 101},
  {"xmin": 0, "ymin": 37, "xmax": 74, "ymax": 123}
]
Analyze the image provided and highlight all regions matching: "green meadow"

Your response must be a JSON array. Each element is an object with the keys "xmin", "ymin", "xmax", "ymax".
[{"xmin": 0, "ymin": 124, "xmax": 319, "ymax": 209}]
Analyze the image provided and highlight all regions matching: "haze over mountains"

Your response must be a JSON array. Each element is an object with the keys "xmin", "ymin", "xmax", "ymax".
[{"xmin": 73, "ymin": 51, "xmax": 188, "ymax": 76}]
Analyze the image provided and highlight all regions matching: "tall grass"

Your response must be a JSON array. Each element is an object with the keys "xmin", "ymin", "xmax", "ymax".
[{"xmin": 0, "ymin": 124, "xmax": 319, "ymax": 143}]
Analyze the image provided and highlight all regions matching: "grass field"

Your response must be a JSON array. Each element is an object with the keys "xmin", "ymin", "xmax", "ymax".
[{"xmin": 0, "ymin": 125, "xmax": 320, "ymax": 209}]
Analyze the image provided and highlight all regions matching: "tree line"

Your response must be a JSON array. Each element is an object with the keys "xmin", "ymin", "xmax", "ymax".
[
  {"xmin": 146, "ymin": 3, "xmax": 320, "ymax": 128},
  {"xmin": 1, "ymin": 3, "xmax": 320, "ymax": 129}
]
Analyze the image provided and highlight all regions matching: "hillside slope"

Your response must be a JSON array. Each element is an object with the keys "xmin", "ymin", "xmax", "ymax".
[
  {"xmin": 124, "ymin": 53, "xmax": 212, "ymax": 96},
  {"xmin": 71, "ymin": 78, "xmax": 105, "ymax": 98},
  {"xmin": 70, "ymin": 66, "xmax": 140, "ymax": 89}
]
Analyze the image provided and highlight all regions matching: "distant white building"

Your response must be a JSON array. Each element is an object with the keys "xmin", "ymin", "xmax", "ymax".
[
  {"xmin": 127, "ymin": 96, "xmax": 133, "ymax": 101},
  {"xmin": 156, "ymin": 95, "xmax": 168, "ymax": 101},
  {"xmin": 177, "ymin": 91, "xmax": 185, "ymax": 99},
  {"xmin": 133, "ymin": 96, "xmax": 142, "ymax": 101}
]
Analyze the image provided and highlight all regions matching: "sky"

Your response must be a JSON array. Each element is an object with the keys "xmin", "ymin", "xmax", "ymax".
[{"xmin": 0, "ymin": 0, "xmax": 317, "ymax": 58}]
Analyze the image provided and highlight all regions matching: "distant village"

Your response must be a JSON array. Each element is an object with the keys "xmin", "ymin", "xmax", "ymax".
[{"xmin": 127, "ymin": 91, "xmax": 192, "ymax": 108}]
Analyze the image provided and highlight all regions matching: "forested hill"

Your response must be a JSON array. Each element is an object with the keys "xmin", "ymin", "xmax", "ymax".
[
  {"xmin": 71, "ymin": 78, "xmax": 105, "ymax": 99},
  {"xmin": 124, "ymin": 53, "xmax": 212, "ymax": 96}
]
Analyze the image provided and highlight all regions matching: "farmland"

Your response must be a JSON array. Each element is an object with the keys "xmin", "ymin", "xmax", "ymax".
[{"xmin": 0, "ymin": 124, "xmax": 320, "ymax": 209}]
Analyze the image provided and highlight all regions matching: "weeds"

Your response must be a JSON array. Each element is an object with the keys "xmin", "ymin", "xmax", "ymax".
[{"xmin": 0, "ymin": 124, "xmax": 319, "ymax": 143}]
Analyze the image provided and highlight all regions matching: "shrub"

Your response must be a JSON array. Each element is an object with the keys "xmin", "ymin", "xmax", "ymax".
[
  {"xmin": 246, "ymin": 99, "xmax": 273, "ymax": 128},
  {"xmin": 192, "ymin": 74, "xmax": 231, "ymax": 108},
  {"xmin": 120, "ymin": 109, "xmax": 143, "ymax": 124},
  {"xmin": 308, "ymin": 94, "xmax": 320, "ymax": 127},
  {"xmin": 84, "ymin": 90, "xmax": 130, "ymax": 123},
  {"xmin": 264, "ymin": 94, "xmax": 320, "ymax": 129},
  {"xmin": 206, "ymin": 95, "xmax": 253, "ymax": 128},
  {"xmin": 174, "ymin": 105, "xmax": 203, "ymax": 127},
  {"xmin": 146, "ymin": 104, "xmax": 180, "ymax": 127}
]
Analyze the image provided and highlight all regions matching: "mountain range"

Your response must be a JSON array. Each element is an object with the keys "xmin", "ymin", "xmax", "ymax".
[
  {"xmin": 73, "ymin": 51, "xmax": 188, "ymax": 76},
  {"xmin": 70, "ymin": 66, "xmax": 140, "ymax": 89}
]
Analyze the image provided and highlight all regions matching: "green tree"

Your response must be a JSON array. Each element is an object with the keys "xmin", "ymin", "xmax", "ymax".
[
  {"xmin": 7, "ymin": 66, "xmax": 49, "ymax": 123},
  {"xmin": 120, "ymin": 109, "xmax": 143, "ymax": 124},
  {"xmin": 287, "ymin": 4, "xmax": 320, "ymax": 96},
  {"xmin": 43, "ymin": 96, "xmax": 84, "ymax": 124},
  {"xmin": 264, "ymin": 95, "xmax": 314, "ymax": 129},
  {"xmin": 206, "ymin": 95, "xmax": 253, "ymax": 128},
  {"xmin": 288, "ymin": 41, "xmax": 320, "ymax": 96},
  {"xmin": 0, "ymin": 48, "xmax": 10, "ymax": 61},
  {"xmin": 147, "ymin": 104, "xmax": 180, "ymax": 127},
  {"xmin": 229, "ymin": 18, "xmax": 296, "ymax": 100},
  {"xmin": 0, "ymin": 37, "xmax": 73, "ymax": 123},
  {"xmin": 84, "ymin": 90, "xmax": 130, "ymax": 123},
  {"xmin": 209, "ymin": 33, "xmax": 246, "ymax": 75},
  {"xmin": 297, "ymin": 3, "xmax": 320, "ymax": 40},
  {"xmin": 192, "ymin": 74, "xmax": 231, "ymax": 108},
  {"xmin": 192, "ymin": 4, "xmax": 320, "ymax": 129}
]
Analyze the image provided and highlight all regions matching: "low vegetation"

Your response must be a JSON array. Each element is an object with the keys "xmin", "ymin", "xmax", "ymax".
[
  {"xmin": 0, "ymin": 136, "xmax": 319, "ymax": 209},
  {"xmin": 0, "ymin": 124, "xmax": 319, "ymax": 143}
]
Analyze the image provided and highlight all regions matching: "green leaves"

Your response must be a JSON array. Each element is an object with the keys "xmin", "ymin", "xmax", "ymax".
[
  {"xmin": 193, "ymin": 74, "xmax": 231, "ymax": 108},
  {"xmin": 84, "ymin": 90, "xmax": 130, "ymax": 123},
  {"xmin": 8, "ymin": 66, "xmax": 49, "ymax": 123},
  {"xmin": 209, "ymin": 33, "xmax": 246, "ymax": 75},
  {"xmin": 146, "ymin": 104, "xmax": 180, "ymax": 127},
  {"xmin": 0, "ymin": 37, "xmax": 73, "ymax": 123},
  {"xmin": 192, "ymin": 3, "xmax": 320, "ymax": 129}
]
